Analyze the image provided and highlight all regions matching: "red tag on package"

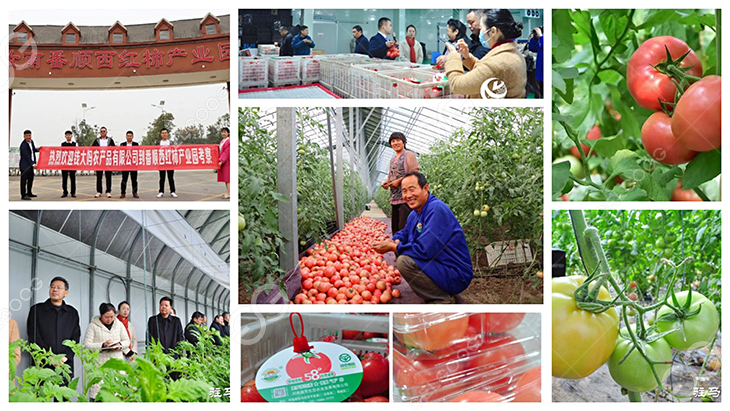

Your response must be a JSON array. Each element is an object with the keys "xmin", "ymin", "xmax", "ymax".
[{"xmin": 255, "ymin": 314, "xmax": 363, "ymax": 402}]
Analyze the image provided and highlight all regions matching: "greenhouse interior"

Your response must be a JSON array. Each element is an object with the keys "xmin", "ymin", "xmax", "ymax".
[
  {"xmin": 239, "ymin": 106, "xmax": 544, "ymax": 305},
  {"xmin": 9, "ymin": 209, "xmax": 231, "ymax": 400},
  {"xmin": 238, "ymin": 8, "xmax": 543, "ymax": 98}
]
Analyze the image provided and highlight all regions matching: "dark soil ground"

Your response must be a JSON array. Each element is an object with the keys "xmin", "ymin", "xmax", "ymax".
[{"xmin": 553, "ymin": 334, "xmax": 722, "ymax": 402}]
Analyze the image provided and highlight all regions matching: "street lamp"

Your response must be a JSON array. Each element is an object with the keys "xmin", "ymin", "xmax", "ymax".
[
  {"xmin": 151, "ymin": 100, "xmax": 166, "ymax": 113},
  {"xmin": 81, "ymin": 103, "xmax": 95, "ymax": 120}
]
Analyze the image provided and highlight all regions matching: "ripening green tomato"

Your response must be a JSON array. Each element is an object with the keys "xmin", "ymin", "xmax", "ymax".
[
  {"xmin": 473, "ymin": 209, "xmax": 481, "ymax": 217},
  {"xmin": 655, "ymin": 238, "xmax": 666, "ymax": 249},
  {"xmin": 656, "ymin": 291, "xmax": 719, "ymax": 350},
  {"xmin": 607, "ymin": 239, "xmax": 617, "ymax": 248},
  {"xmin": 665, "ymin": 233, "xmax": 677, "ymax": 242},
  {"xmin": 238, "ymin": 214, "xmax": 246, "ymax": 231},
  {"xmin": 480, "ymin": 210, "xmax": 488, "ymax": 218},
  {"xmin": 623, "ymin": 232, "xmax": 633, "ymax": 242},
  {"xmin": 552, "ymin": 276, "xmax": 620, "ymax": 379},
  {"xmin": 553, "ymin": 155, "xmax": 585, "ymax": 179},
  {"xmin": 662, "ymin": 249, "xmax": 674, "ymax": 259},
  {"xmin": 608, "ymin": 328, "xmax": 672, "ymax": 392}
]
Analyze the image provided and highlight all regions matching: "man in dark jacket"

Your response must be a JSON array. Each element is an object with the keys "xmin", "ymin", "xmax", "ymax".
[
  {"xmin": 373, "ymin": 172, "xmax": 473, "ymax": 304},
  {"xmin": 19, "ymin": 129, "xmax": 39, "ymax": 200},
  {"xmin": 369, "ymin": 17, "xmax": 397, "ymax": 59},
  {"xmin": 119, "ymin": 131, "xmax": 139, "ymax": 198},
  {"xmin": 91, "ymin": 126, "xmax": 115, "ymax": 198},
  {"xmin": 184, "ymin": 311, "xmax": 206, "ymax": 345},
  {"xmin": 221, "ymin": 312, "xmax": 230, "ymax": 338},
  {"xmin": 279, "ymin": 26, "xmax": 295, "ymax": 57},
  {"xmin": 352, "ymin": 25, "xmax": 370, "ymax": 56},
  {"xmin": 466, "ymin": 9, "xmax": 489, "ymax": 59},
  {"xmin": 146, "ymin": 296, "xmax": 184, "ymax": 354},
  {"xmin": 61, "ymin": 131, "xmax": 76, "ymax": 198},
  {"xmin": 26, "ymin": 276, "xmax": 81, "ymax": 383},
  {"xmin": 291, "ymin": 25, "xmax": 315, "ymax": 56}
]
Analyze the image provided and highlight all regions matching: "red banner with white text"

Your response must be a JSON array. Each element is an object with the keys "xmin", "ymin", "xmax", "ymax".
[{"xmin": 36, "ymin": 145, "xmax": 220, "ymax": 171}]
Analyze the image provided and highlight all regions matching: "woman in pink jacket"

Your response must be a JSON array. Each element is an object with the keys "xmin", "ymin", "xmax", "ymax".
[{"xmin": 218, "ymin": 127, "xmax": 231, "ymax": 199}]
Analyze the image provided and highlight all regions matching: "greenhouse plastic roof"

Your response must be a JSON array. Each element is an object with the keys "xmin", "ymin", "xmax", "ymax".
[
  {"xmin": 252, "ymin": 106, "xmax": 477, "ymax": 190},
  {"xmin": 10, "ymin": 210, "xmax": 230, "ymax": 298}
]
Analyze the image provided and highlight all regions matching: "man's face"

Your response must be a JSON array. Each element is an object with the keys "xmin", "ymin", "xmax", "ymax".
[
  {"xmin": 352, "ymin": 29, "xmax": 360, "ymax": 39},
  {"xmin": 24, "ymin": 132, "xmax": 32, "ymax": 142},
  {"xmin": 390, "ymin": 138, "xmax": 404, "ymax": 152},
  {"xmin": 279, "ymin": 29, "xmax": 288, "ymax": 37},
  {"xmin": 159, "ymin": 300, "xmax": 171, "ymax": 316},
  {"xmin": 49, "ymin": 280, "xmax": 68, "ymax": 303},
  {"xmin": 224, "ymin": 314, "xmax": 230, "ymax": 323},
  {"xmin": 382, "ymin": 20, "xmax": 392, "ymax": 35},
  {"xmin": 217, "ymin": 316, "xmax": 224, "ymax": 325},
  {"xmin": 194, "ymin": 316, "xmax": 205, "ymax": 325},
  {"xmin": 65, "ymin": 133, "xmax": 72, "ymax": 142},
  {"xmin": 100, "ymin": 128, "xmax": 107, "ymax": 138},
  {"xmin": 401, "ymin": 175, "xmax": 429, "ymax": 210},
  {"xmin": 466, "ymin": 12, "xmax": 481, "ymax": 35},
  {"xmin": 300, "ymin": 28, "xmax": 309, "ymax": 37},
  {"xmin": 126, "ymin": 133, "xmax": 134, "ymax": 143},
  {"xmin": 160, "ymin": 130, "xmax": 169, "ymax": 140}
]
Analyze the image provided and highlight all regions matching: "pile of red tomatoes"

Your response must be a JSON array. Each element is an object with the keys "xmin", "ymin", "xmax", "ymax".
[{"xmin": 292, "ymin": 217, "xmax": 403, "ymax": 305}]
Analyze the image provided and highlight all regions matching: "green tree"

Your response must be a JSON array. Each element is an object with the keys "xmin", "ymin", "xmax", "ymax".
[
  {"xmin": 174, "ymin": 124, "xmax": 206, "ymax": 145},
  {"xmin": 142, "ymin": 112, "xmax": 175, "ymax": 145},
  {"xmin": 70, "ymin": 119, "xmax": 98, "ymax": 146},
  {"xmin": 205, "ymin": 113, "xmax": 231, "ymax": 144}
]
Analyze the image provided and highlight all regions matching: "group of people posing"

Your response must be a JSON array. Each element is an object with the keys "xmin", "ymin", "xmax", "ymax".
[
  {"xmin": 18, "ymin": 127, "xmax": 231, "ymax": 200},
  {"xmin": 275, "ymin": 9, "xmax": 541, "ymax": 98},
  {"xmin": 18, "ymin": 276, "xmax": 229, "ymax": 397}
]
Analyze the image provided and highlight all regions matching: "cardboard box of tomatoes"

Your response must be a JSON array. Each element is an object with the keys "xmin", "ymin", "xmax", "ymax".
[{"xmin": 393, "ymin": 313, "xmax": 541, "ymax": 402}]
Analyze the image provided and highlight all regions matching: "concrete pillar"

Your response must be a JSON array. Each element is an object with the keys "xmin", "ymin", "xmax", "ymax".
[{"xmin": 334, "ymin": 107, "xmax": 344, "ymax": 229}]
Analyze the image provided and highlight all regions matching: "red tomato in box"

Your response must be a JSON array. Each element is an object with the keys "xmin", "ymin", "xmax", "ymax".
[
  {"xmin": 466, "ymin": 334, "xmax": 526, "ymax": 394},
  {"xmin": 468, "ymin": 313, "xmax": 525, "ymax": 334},
  {"xmin": 451, "ymin": 391, "xmax": 504, "ymax": 402},
  {"xmin": 513, "ymin": 365, "xmax": 541, "ymax": 402},
  {"xmin": 394, "ymin": 314, "xmax": 469, "ymax": 351}
]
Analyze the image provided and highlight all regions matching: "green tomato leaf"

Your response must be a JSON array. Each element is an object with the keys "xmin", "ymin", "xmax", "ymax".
[
  {"xmin": 553, "ymin": 9, "xmax": 577, "ymax": 64},
  {"xmin": 636, "ymin": 9, "xmax": 677, "ymax": 30},
  {"xmin": 552, "ymin": 162, "xmax": 572, "ymax": 199},
  {"xmin": 682, "ymin": 150, "xmax": 721, "ymax": 190},
  {"xmin": 609, "ymin": 150, "xmax": 669, "ymax": 201},
  {"xmin": 586, "ymin": 131, "xmax": 625, "ymax": 157},
  {"xmin": 597, "ymin": 69, "xmax": 623, "ymax": 85}
]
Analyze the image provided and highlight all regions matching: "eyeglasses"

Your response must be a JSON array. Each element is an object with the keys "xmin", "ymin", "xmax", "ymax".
[{"xmin": 50, "ymin": 285, "xmax": 66, "ymax": 290}]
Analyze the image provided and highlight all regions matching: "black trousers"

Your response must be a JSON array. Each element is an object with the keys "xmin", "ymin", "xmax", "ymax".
[
  {"xmin": 158, "ymin": 170, "xmax": 175, "ymax": 193},
  {"xmin": 121, "ymin": 171, "xmax": 138, "ymax": 195},
  {"xmin": 62, "ymin": 170, "xmax": 76, "ymax": 195},
  {"xmin": 95, "ymin": 171, "xmax": 112, "ymax": 193},
  {"xmin": 391, "ymin": 203, "xmax": 411, "ymax": 234},
  {"xmin": 20, "ymin": 167, "xmax": 34, "ymax": 197}
]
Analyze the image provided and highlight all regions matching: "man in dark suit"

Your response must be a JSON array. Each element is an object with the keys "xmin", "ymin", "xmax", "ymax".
[
  {"xmin": 61, "ymin": 130, "xmax": 76, "ymax": 198},
  {"xmin": 146, "ymin": 296, "xmax": 184, "ymax": 354},
  {"xmin": 466, "ymin": 9, "xmax": 490, "ymax": 59},
  {"xmin": 26, "ymin": 276, "xmax": 81, "ymax": 384},
  {"xmin": 369, "ymin": 17, "xmax": 398, "ymax": 60},
  {"xmin": 19, "ymin": 129, "xmax": 39, "ymax": 200},
  {"xmin": 119, "ymin": 130, "xmax": 139, "ymax": 198},
  {"xmin": 279, "ymin": 25, "xmax": 295, "ymax": 57},
  {"xmin": 352, "ymin": 25, "xmax": 370, "ymax": 56},
  {"xmin": 91, "ymin": 126, "xmax": 115, "ymax": 198}
]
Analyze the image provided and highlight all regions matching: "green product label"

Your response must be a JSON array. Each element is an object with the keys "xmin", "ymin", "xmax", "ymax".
[{"xmin": 256, "ymin": 341, "xmax": 363, "ymax": 402}]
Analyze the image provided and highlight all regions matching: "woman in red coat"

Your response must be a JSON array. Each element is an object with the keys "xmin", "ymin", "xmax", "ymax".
[{"xmin": 217, "ymin": 127, "xmax": 231, "ymax": 199}]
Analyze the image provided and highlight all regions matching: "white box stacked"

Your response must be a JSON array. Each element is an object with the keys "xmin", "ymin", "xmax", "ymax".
[
  {"xmin": 267, "ymin": 57, "xmax": 301, "ymax": 87},
  {"xmin": 318, "ymin": 54, "xmax": 374, "ymax": 97},
  {"xmin": 349, "ymin": 62, "xmax": 426, "ymax": 99},
  {"xmin": 257, "ymin": 44, "xmax": 279, "ymax": 56},
  {"xmin": 239, "ymin": 57, "xmax": 268, "ymax": 89},
  {"xmin": 373, "ymin": 68, "xmax": 462, "ymax": 99},
  {"xmin": 485, "ymin": 239, "xmax": 535, "ymax": 267},
  {"xmin": 241, "ymin": 313, "xmax": 389, "ymax": 382},
  {"xmin": 297, "ymin": 56, "xmax": 322, "ymax": 84}
]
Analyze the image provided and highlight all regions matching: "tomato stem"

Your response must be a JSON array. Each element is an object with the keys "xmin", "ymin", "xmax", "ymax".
[{"xmin": 627, "ymin": 391, "xmax": 643, "ymax": 402}]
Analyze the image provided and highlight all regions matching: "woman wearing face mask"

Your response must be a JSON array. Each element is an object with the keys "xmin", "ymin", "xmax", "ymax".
[
  {"xmin": 84, "ymin": 303, "xmax": 131, "ymax": 400},
  {"xmin": 444, "ymin": 9, "xmax": 527, "ymax": 98},
  {"xmin": 399, "ymin": 25, "xmax": 424, "ymax": 64}
]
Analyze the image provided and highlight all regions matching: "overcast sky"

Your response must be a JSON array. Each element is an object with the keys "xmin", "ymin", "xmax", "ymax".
[{"xmin": 8, "ymin": 9, "xmax": 230, "ymax": 148}]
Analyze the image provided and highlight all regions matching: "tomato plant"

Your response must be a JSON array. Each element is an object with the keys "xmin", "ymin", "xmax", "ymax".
[
  {"xmin": 553, "ymin": 9, "xmax": 720, "ymax": 201},
  {"xmin": 552, "ymin": 210, "xmax": 722, "ymax": 402}
]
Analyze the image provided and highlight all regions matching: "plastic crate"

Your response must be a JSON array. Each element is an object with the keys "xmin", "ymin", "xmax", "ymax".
[
  {"xmin": 267, "ymin": 57, "xmax": 301, "ymax": 87},
  {"xmin": 241, "ymin": 313, "xmax": 389, "ymax": 383},
  {"xmin": 485, "ymin": 240, "xmax": 534, "ymax": 267},
  {"xmin": 374, "ymin": 68, "xmax": 461, "ymax": 99},
  {"xmin": 318, "ymin": 55, "xmax": 375, "ymax": 97},
  {"xmin": 298, "ymin": 56, "xmax": 321, "ymax": 84},
  {"xmin": 349, "ymin": 63, "xmax": 419, "ymax": 99},
  {"xmin": 239, "ymin": 57, "xmax": 268, "ymax": 89},
  {"xmin": 257, "ymin": 44, "xmax": 279, "ymax": 56}
]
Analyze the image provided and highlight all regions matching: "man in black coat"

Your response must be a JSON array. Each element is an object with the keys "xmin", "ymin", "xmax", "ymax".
[
  {"xmin": 279, "ymin": 26, "xmax": 295, "ymax": 57},
  {"xmin": 61, "ymin": 130, "xmax": 76, "ymax": 198},
  {"xmin": 369, "ymin": 17, "xmax": 397, "ymax": 60},
  {"xmin": 221, "ymin": 312, "xmax": 230, "ymax": 338},
  {"xmin": 352, "ymin": 25, "xmax": 370, "ymax": 56},
  {"xmin": 119, "ymin": 131, "xmax": 139, "ymax": 198},
  {"xmin": 146, "ymin": 296, "xmax": 184, "ymax": 354},
  {"xmin": 19, "ymin": 129, "xmax": 39, "ymax": 200},
  {"xmin": 184, "ymin": 311, "xmax": 206, "ymax": 345},
  {"xmin": 466, "ymin": 9, "xmax": 489, "ymax": 59},
  {"xmin": 26, "ymin": 276, "xmax": 81, "ymax": 383},
  {"xmin": 91, "ymin": 126, "xmax": 115, "ymax": 198}
]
